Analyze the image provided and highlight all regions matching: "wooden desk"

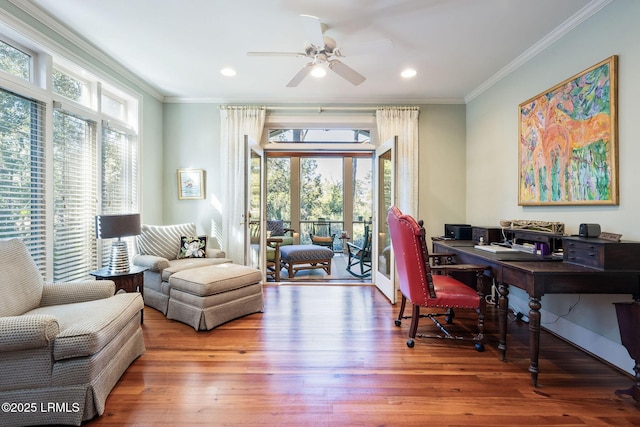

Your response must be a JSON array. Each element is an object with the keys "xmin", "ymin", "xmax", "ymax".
[{"xmin": 432, "ymin": 239, "xmax": 640, "ymax": 386}]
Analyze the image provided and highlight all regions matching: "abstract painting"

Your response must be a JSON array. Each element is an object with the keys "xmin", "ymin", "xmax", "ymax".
[{"xmin": 518, "ymin": 56, "xmax": 618, "ymax": 205}]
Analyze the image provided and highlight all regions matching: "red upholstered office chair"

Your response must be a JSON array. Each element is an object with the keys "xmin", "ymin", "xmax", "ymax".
[{"xmin": 387, "ymin": 206, "xmax": 490, "ymax": 351}]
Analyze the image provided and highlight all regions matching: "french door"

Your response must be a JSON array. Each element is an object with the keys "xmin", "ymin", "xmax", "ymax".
[
  {"xmin": 244, "ymin": 136, "xmax": 265, "ymax": 274},
  {"xmin": 373, "ymin": 137, "xmax": 397, "ymax": 303}
]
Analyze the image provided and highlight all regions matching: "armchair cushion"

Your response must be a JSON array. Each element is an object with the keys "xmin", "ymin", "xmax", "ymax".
[
  {"xmin": 312, "ymin": 235, "xmax": 333, "ymax": 244},
  {"xmin": 40, "ymin": 281, "xmax": 115, "ymax": 307},
  {"xmin": 136, "ymin": 222, "xmax": 198, "ymax": 260},
  {"xmin": 0, "ymin": 238, "xmax": 45, "ymax": 317},
  {"xmin": 28, "ymin": 292, "xmax": 143, "ymax": 360}
]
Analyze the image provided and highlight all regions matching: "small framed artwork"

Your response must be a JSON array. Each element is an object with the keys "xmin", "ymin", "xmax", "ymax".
[
  {"xmin": 518, "ymin": 55, "xmax": 618, "ymax": 206},
  {"xmin": 177, "ymin": 169, "xmax": 205, "ymax": 200}
]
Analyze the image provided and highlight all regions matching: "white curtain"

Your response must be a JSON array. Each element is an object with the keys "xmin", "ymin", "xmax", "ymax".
[
  {"xmin": 220, "ymin": 106, "xmax": 266, "ymax": 264},
  {"xmin": 376, "ymin": 106, "xmax": 420, "ymax": 216}
]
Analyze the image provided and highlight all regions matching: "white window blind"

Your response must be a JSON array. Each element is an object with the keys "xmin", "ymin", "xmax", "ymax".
[
  {"xmin": 52, "ymin": 108, "xmax": 97, "ymax": 281},
  {"xmin": 100, "ymin": 124, "xmax": 138, "ymax": 266},
  {"xmin": 0, "ymin": 88, "xmax": 46, "ymax": 273}
]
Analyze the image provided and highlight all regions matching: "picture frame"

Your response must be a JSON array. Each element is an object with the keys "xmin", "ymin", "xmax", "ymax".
[
  {"xmin": 518, "ymin": 55, "xmax": 618, "ymax": 206},
  {"xmin": 177, "ymin": 169, "xmax": 205, "ymax": 200}
]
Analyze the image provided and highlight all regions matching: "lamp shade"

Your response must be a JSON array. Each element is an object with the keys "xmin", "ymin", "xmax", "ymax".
[{"xmin": 95, "ymin": 214, "xmax": 141, "ymax": 239}]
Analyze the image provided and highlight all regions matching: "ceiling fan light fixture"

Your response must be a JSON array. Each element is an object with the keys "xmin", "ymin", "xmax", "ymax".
[
  {"xmin": 311, "ymin": 65, "xmax": 327, "ymax": 78},
  {"xmin": 401, "ymin": 68, "xmax": 417, "ymax": 79},
  {"xmin": 220, "ymin": 67, "xmax": 237, "ymax": 77}
]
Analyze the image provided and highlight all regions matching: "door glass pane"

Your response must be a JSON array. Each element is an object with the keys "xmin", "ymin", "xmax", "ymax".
[
  {"xmin": 248, "ymin": 150, "xmax": 261, "ymax": 269},
  {"xmin": 378, "ymin": 150, "xmax": 392, "ymax": 278},
  {"xmin": 300, "ymin": 157, "xmax": 343, "ymax": 246},
  {"xmin": 352, "ymin": 157, "xmax": 373, "ymax": 246}
]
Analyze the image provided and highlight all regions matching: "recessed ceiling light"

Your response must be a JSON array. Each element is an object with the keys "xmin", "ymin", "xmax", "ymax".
[
  {"xmin": 220, "ymin": 67, "xmax": 236, "ymax": 77},
  {"xmin": 311, "ymin": 65, "xmax": 327, "ymax": 78},
  {"xmin": 401, "ymin": 68, "xmax": 417, "ymax": 78}
]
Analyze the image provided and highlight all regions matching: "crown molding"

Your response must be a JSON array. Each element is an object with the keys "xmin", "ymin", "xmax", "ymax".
[
  {"xmin": 163, "ymin": 95, "xmax": 464, "ymax": 105},
  {"xmin": 464, "ymin": 0, "xmax": 613, "ymax": 103},
  {"xmin": 6, "ymin": 0, "xmax": 163, "ymax": 101}
]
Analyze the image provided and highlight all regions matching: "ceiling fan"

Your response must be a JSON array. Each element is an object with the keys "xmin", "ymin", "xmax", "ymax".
[{"xmin": 247, "ymin": 14, "xmax": 388, "ymax": 87}]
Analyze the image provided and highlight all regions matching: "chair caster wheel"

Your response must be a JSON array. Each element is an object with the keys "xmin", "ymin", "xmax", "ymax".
[
  {"xmin": 474, "ymin": 342, "xmax": 485, "ymax": 352},
  {"xmin": 406, "ymin": 339, "xmax": 415, "ymax": 348},
  {"xmin": 395, "ymin": 319, "xmax": 401, "ymax": 327}
]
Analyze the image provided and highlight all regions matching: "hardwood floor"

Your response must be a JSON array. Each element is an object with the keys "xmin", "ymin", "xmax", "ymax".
[{"xmin": 87, "ymin": 285, "xmax": 639, "ymax": 426}]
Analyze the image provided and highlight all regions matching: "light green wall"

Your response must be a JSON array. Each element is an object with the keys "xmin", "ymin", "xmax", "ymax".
[
  {"xmin": 162, "ymin": 103, "xmax": 467, "ymax": 250},
  {"xmin": 418, "ymin": 104, "xmax": 467, "ymax": 236},
  {"xmin": 163, "ymin": 103, "xmax": 225, "ymax": 248},
  {"xmin": 466, "ymin": 0, "xmax": 640, "ymax": 372}
]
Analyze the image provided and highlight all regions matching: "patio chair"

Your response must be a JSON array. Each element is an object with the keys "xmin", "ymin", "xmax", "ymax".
[{"xmin": 346, "ymin": 224, "xmax": 372, "ymax": 278}]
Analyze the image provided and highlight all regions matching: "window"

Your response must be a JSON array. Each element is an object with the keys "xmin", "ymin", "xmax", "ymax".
[
  {"xmin": 0, "ymin": 34, "xmax": 140, "ymax": 280},
  {"xmin": 53, "ymin": 109, "xmax": 97, "ymax": 281},
  {"xmin": 269, "ymin": 128, "xmax": 370, "ymax": 143},
  {"xmin": 101, "ymin": 91, "xmax": 126, "ymax": 121},
  {"xmin": 53, "ymin": 68, "xmax": 90, "ymax": 106},
  {"xmin": 0, "ymin": 39, "xmax": 31, "ymax": 81},
  {"xmin": 0, "ymin": 88, "xmax": 46, "ymax": 273},
  {"xmin": 100, "ymin": 125, "xmax": 138, "ymax": 267},
  {"xmin": 101, "ymin": 126, "xmax": 138, "ymax": 213}
]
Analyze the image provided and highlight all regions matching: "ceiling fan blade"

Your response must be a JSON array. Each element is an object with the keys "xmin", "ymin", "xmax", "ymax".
[
  {"xmin": 247, "ymin": 51, "xmax": 304, "ymax": 57},
  {"xmin": 328, "ymin": 60, "xmax": 366, "ymax": 86},
  {"xmin": 286, "ymin": 63, "xmax": 313, "ymax": 87},
  {"xmin": 300, "ymin": 14, "xmax": 325, "ymax": 48}
]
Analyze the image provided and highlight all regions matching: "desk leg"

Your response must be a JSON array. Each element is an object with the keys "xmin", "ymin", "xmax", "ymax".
[
  {"xmin": 528, "ymin": 296, "xmax": 542, "ymax": 387},
  {"xmin": 497, "ymin": 283, "xmax": 509, "ymax": 362}
]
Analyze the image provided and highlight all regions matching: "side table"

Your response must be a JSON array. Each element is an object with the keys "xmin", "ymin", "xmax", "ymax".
[{"xmin": 90, "ymin": 265, "xmax": 146, "ymax": 323}]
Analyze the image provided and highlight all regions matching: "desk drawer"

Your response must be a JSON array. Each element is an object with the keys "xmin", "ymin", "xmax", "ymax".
[
  {"xmin": 563, "ymin": 237, "xmax": 640, "ymax": 269},
  {"xmin": 564, "ymin": 241, "xmax": 602, "ymax": 268}
]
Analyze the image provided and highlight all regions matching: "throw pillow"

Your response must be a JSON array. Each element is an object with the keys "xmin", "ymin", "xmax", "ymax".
[
  {"xmin": 177, "ymin": 236, "xmax": 207, "ymax": 259},
  {"xmin": 267, "ymin": 220, "xmax": 285, "ymax": 237},
  {"xmin": 312, "ymin": 236, "xmax": 333, "ymax": 243}
]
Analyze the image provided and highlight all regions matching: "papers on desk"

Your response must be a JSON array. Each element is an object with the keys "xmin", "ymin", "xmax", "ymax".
[{"xmin": 474, "ymin": 244, "xmax": 521, "ymax": 253}]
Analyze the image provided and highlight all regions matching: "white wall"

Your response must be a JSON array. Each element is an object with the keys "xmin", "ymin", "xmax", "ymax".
[{"xmin": 466, "ymin": 0, "xmax": 640, "ymax": 373}]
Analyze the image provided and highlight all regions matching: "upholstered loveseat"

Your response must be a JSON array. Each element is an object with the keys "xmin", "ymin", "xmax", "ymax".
[
  {"xmin": 0, "ymin": 238, "xmax": 145, "ymax": 426},
  {"xmin": 132, "ymin": 223, "xmax": 232, "ymax": 314}
]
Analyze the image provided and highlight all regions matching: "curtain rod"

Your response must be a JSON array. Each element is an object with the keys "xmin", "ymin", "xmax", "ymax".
[
  {"xmin": 266, "ymin": 106, "xmax": 376, "ymax": 113},
  {"xmin": 219, "ymin": 105, "xmax": 420, "ymax": 113},
  {"xmin": 265, "ymin": 105, "xmax": 419, "ymax": 113}
]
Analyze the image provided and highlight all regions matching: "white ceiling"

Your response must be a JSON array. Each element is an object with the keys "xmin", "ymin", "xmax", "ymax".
[{"xmin": 27, "ymin": 0, "xmax": 600, "ymax": 104}]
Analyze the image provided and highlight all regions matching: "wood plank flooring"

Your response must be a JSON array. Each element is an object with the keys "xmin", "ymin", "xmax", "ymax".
[{"xmin": 86, "ymin": 285, "xmax": 639, "ymax": 426}]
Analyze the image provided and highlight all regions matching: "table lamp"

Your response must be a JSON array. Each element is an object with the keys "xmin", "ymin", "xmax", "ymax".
[{"xmin": 95, "ymin": 213, "xmax": 141, "ymax": 274}]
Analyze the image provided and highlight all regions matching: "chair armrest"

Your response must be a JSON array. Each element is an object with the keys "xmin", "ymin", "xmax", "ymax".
[
  {"xmin": 206, "ymin": 248, "xmax": 226, "ymax": 258},
  {"xmin": 346, "ymin": 241, "xmax": 364, "ymax": 252},
  {"xmin": 0, "ymin": 315, "xmax": 59, "ymax": 352},
  {"xmin": 40, "ymin": 281, "xmax": 115, "ymax": 306},
  {"xmin": 283, "ymin": 228, "xmax": 295, "ymax": 236},
  {"xmin": 133, "ymin": 253, "xmax": 171, "ymax": 271}
]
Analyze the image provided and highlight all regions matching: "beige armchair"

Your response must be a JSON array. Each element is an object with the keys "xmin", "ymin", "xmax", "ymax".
[
  {"xmin": 132, "ymin": 222, "xmax": 232, "ymax": 314},
  {"xmin": 0, "ymin": 238, "xmax": 145, "ymax": 426}
]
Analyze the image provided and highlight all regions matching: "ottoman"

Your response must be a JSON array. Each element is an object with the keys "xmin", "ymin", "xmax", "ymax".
[
  {"xmin": 166, "ymin": 263, "xmax": 263, "ymax": 330},
  {"xmin": 279, "ymin": 244, "xmax": 334, "ymax": 278}
]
